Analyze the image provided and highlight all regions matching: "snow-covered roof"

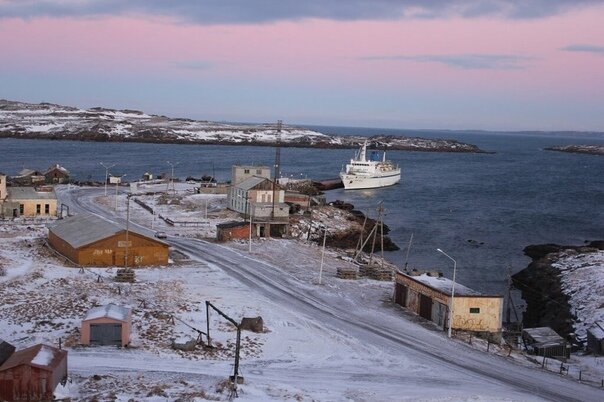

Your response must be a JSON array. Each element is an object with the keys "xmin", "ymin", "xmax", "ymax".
[
  {"xmin": 7, "ymin": 186, "xmax": 56, "ymax": 200},
  {"xmin": 45, "ymin": 164, "xmax": 70, "ymax": 175},
  {"xmin": 402, "ymin": 272, "xmax": 487, "ymax": 297},
  {"xmin": 48, "ymin": 213, "xmax": 165, "ymax": 249},
  {"xmin": 588, "ymin": 322, "xmax": 604, "ymax": 339},
  {"xmin": 0, "ymin": 344, "xmax": 66, "ymax": 371},
  {"xmin": 84, "ymin": 303, "xmax": 131, "ymax": 322},
  {"xmin": 522, "ymin": 327, "xmax": 565, "ymax": 345}
]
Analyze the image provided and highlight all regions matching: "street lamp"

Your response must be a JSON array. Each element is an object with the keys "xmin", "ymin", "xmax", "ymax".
[
  {"xmin": 100, "ymin": 162, "xmax": 115, "ymax": 196},
  {"xmin": 437, "ymin": 248, "xmax": 457, "ymax": 338}
]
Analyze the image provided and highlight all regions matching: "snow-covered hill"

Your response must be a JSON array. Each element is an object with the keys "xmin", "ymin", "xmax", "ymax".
[{"xmin": 0, "ymin": 99, "xmax": 484, "ymax": 152}]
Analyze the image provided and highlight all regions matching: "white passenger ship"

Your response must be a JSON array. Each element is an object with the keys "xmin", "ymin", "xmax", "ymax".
[{"xmin": 340, "ymin": 141, "xmax": 401, "ymax": 190}]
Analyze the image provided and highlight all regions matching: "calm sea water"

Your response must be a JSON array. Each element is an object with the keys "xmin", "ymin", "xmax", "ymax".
[{"xmin": 1, "ymin": 128, "xmax": 603, "ymax": 295}]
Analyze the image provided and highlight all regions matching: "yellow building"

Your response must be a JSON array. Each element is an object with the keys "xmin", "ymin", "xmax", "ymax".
[
  {"xmin": 394, "ymin": 271, "xmax": 503, "ymax": 334},
  {"xmin": 2, "ymin": 186, "xmax": 58, "ymax": 218}
]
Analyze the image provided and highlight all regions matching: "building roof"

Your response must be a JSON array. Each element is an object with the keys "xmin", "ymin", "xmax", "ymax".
[
  {"xmin": 217, "ymin": 221, "xmax": 249, "ymax": 229},
  {"xmin": 402, "ymin": 272, "xmax": 485, "ymax": 297},
  {"xmin": 7, "ymin": 186, "xmax": 57, "ymax": 200},
  {"xmin": 17, "ymin": 168, "xmax": 44, "ymax": 177},
  {"xmin": 45, "ymin": 164, "xmax": 70, "ymax": 175},
  {"xmin": 84, "ymin": 303, "xmax": 131, "ymax": 322},
  {"xmin": 0, "ymin": 339, "xmax": 16, "ymax": 367},
  {"xmin": 0, "ymin": 344, "xmax": 66, "ymax": 372},
  {"xmin": 588, "ymin": 322, "xmax": 604, "ymax": 340},
  {"xmin": 235, "ymin": 176, "xmax": 270, "ymax": 191},
  {"xmin": 522, "ymin": 327, "xmax": 565, "ymax": 345},
  {"xmin": 48, "ymin": 213, "xmax": 165, "ymax": 249}
]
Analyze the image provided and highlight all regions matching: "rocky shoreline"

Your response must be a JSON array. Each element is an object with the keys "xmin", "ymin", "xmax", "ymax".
[
  {"xmin": 512, "ymin": 240, "xmax": 604, "ymax": 343},
  {"xmin": 0, "ymin": 99, "xmax": 487, "ymax": 153},
  {"xmin": 544, "ymin": 144, "xmax": 604, "ymax": 156}
]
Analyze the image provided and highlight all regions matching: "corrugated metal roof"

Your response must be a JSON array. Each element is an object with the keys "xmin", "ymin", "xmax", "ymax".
[
  {"xmin": 236, "ymin": 176, "xmax": 269, "ymax": 191},
  {"xmin": 7, "ymin": 186, "xmax": 57, "ymax": 200},
  {"xmin": 84, "ymin": 303, "xmax": 131, "ymax": 322},
  {"xmin": 48, "ymin": 213, "xmax": 163, "ymax": 249},
  {"xmin": 0, "ymin": 344, "xmax": 66, "ymax": 372},
  {"xmin": 404, "ymin": 272, "xmax": 483, "ymax": 297}
]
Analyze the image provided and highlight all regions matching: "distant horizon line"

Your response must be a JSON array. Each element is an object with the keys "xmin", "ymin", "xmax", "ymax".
[{"xmin": 4, "ymin": 97, "xmax": 604, "ymax": 137}]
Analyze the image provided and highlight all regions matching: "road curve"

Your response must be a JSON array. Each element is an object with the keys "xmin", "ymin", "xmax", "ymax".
[{"xmin": 60, "ymin": 187, "xmax": 602, "ymax": 402}]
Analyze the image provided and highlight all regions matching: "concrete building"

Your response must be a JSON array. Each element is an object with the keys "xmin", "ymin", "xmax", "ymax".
[
  {"xmin": 1, "ymin": 186, "xmax": 57, "ymax": 218},
  {"xmin": 0, "ymin": 344, "xmax": 68, "ymax": 402},
  {"xmin": 394, "ymin": 271, "xmax": 503, "ymax": 334},
  {"xmin": 81, "ymin": 304, "xmax": 132, "ymax": 347},
  {"xmin": 48, "ymin": 214, "xmax": 169, "ymax": 267},
  {"xmin": 227, "ymin": 176, "xmax": 289, "ymax": 237},
  {"xmin": 231, "ymin": 165, "xmax": 271, "ymax": 186}
]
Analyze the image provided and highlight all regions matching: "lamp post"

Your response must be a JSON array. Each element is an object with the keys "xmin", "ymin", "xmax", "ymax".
[
  {"xmin": 437, "ymin": 248, "xmax": 457, "ymax": 338},
  {"xmin": 100, "ymin": 162, "xmax": 115, "ymax": 196}
]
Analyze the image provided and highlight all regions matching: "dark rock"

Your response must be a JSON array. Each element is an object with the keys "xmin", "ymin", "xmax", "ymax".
[{"xmin": 240, "ymin": 317, "xmax": 264, "ymax": 333}]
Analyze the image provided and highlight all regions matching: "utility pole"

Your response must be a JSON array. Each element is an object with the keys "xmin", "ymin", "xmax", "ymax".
[
  {"xmin": 319, "ymin": 225, "xmax": 327, "ymax": 285},
  {"xmin": 167, "ymin": 161, "xmax": 178, "ymax": 193},
  {"xmin": 271, "ymin": 120, "xmax": 282, "ymax": 221}
]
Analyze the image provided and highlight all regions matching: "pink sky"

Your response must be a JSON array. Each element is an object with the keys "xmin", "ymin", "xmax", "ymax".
[{"xmin": 1, "ymin": 3, "xmax": 603, "ymax": 130}]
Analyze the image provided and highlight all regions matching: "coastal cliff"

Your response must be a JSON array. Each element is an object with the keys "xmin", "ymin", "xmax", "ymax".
[
  {"xmin": 512, "ymin": 241, "xmax": 604, "ymax": 343},
  {"xmin": 0, "ymin": 99, "xmax": 486, "ymax": 153}
]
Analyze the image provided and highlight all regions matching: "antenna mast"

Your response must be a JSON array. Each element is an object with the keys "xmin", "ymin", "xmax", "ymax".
[{"xmin": 272, "ymin": 120, "xmax": 282, "ymax": 220}]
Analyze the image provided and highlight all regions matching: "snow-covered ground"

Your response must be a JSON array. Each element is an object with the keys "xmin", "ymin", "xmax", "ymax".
[{"xmin": 1, "ymin": 185, "xmax": 603, "ymax": 400}]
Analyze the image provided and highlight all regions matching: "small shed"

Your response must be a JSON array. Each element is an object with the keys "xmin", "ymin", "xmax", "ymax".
[
  {"xmin": 81, "ymin": 303, "xmax": 132, "ymax": 347},
  {"xmin": 48, "ymin": 213, "xmax": 169, "ymax": 267},
  {"xmin": 587, "ymin": 322, "xmax": 604, "ymax": 355},
  {"xmin": 0, "ymin": 344, "xmax": 67, "ymax": 402},
  {"xmin": 216, "ymin": 221, "xmax": 251, "ymax": 242},
  {"xmin": 0, "ymin": 339, "xmax": 16, "ymax": 366},
  {"xmin": 522, "ymin": 327, "xmax": 571, "ymax": 359}
]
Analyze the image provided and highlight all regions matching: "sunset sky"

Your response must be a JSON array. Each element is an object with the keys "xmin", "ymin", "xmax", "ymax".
[{"xmin": 1, "ymin": 0, "xmax": 604, "ymax": 131}]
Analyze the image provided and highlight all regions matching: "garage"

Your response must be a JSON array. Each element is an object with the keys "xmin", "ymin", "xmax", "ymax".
[
  {"xmin": 90, "ymin": 323, "xmax": 122, "ymax": 346},
  {"xmin": 81, "ymin": 304, "xmax": 132, "ymax": 347}
]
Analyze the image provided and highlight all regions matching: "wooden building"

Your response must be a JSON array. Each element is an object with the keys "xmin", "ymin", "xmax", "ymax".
[
  {"xmin": 587, "ymin": 322, "xmax": 604, "ymax": 355},
  {"xmin": 0, "ymin": 344, "xmax": 67, "ymax": 402},
  {"xmin": 216, "ymin": 221, "xmax": 252, "ymax": 242},
  {"xmin": 44, "ymin": 164, "xmax": 70, "ymax": 184},
  {"xmin": 48, "ymin": 214, "xmax": 169, "ymax": 267},
  {"xmin": 394, "ymin": 271, "xmax": 503, "ymax": 334},
  {"xmin": 522, "ymin": 327, "xmax": 571, "ymax": 359},
  {"xmin": 81, "ymin": 304, "xmax": 132, "ymax": 347}
]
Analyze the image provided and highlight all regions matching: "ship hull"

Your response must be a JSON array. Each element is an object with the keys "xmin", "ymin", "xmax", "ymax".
[{"xmin": 340, "ymin": 170, "xmax": 401, "ymax": 190}]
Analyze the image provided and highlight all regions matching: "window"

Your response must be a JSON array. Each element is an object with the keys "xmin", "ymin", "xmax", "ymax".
[
  {"xmin": 45, "ymin": 204, "xmax": 50, "ymax": 214},
  {"xmin": 256, "ymin": 169, "xmax": 262, "ymax": 174},
  {"xmin": 244, "ymin": 169, "xmax": 250, "ymax": 174},
  {"xmin": 19, "ymin": 204, "xmax": 24, "ymax": 214},
  {"xmin": 469, "ymin": 307, "xmax": 480, "ymax": 314},
  {"xmin": 36, "ymin": 204, "xmax": 41, "ymax": 214}
]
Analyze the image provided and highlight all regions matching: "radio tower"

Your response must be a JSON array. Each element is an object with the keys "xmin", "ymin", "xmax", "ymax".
[{"xmin": 272, "ymin": 120, "xmax": 282, "ymax": 220}]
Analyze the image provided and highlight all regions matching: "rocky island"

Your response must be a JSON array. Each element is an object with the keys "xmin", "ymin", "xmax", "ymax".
[
  {"xmin": 545, "ymin": 144, "xmax": 604, "ymax": 156},
  {"xmin": 0, "ymin": 99, "xmax": 486, "ymax": 153}
]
